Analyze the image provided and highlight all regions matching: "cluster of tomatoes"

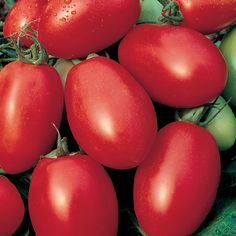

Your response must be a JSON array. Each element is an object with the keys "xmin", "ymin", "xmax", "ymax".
[{"xmin": 0, "ymin": 0, "xmax": 236, "ymax": 235}]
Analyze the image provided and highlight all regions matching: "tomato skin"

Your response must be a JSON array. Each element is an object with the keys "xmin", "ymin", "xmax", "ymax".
[
  {"xmin": 38, "ymin": 0, "xmax": 141, "ymax": 59},
  {"xmin": 3, "ymin": 0, "xmax": 47, "ymax": 47},
  {"xmin": 220, "ymin": 26, "xmax": 236, "ymax": 108},
  {"xmin": 65, "ymin": 56, "xmax": 157, "ymax": 169},
  {"xmin": 178, "ymin": 0, "xmax": 236, "ymax": 34},
  {"xmin": 204, "ymin": 96, "xmax": 236, "ymax": 151},
  {"xmin": 118, "ymin": 24, "xmax": 227, "ymax": 108},
  {"xmin": 28, "ymin": 154, "xmax": 118, "ymax": 236},
  {"xmin": 0, "ymin": 176, "xmax": 25, "ymax": 236},
  {"xmin": 134, "ymin": 121, "xmax": 221, "ymax": 236},
  {"xmin": 0, "ymin": 61, "xmax": 64, "ymax": 174}
]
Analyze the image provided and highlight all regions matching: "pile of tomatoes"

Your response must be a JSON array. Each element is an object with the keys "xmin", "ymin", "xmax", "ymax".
[{"xmin": 0, "ymin": 0, "xmax": 236, "ymax": 235}]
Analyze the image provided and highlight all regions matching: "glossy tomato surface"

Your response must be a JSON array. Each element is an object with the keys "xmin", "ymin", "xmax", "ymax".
[
  {"xmin": 134, "ymin": 121, "xmax": 221, "ymax": 236},
  {"xmin": 0, "ymin": 176, "xmax": 25, "ymax": 236},
  {"xmin": 0, "ymin": 61, "xmax": 64, "ymax": 174},
  {"xmin": 178, "ymin": 0, "xmax": 236, "ymax": 34},
  {"xmin": 38, "ymin": 0, "xmax": 141, "ymax": 59},
  {"xmin": 3, "ymin": 0, "xmax": 47, "ymax": 46},
  {"xmin": 65, "ymin": 56, "xmax": 158, "ymax": 169},
  {"xmin": 220, "ymin": 26, "xmax": 236, "ymax": 108},
  {"xmin": 28, "ymin": 154, "xmax": 118, "ymax": 236},
  {"xmin": 118, "ymin": 24, "xmax": 227, "ymax": 108}
]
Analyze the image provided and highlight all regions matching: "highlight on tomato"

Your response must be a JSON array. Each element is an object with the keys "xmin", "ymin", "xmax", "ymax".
[
  {"xmin": 158, "ymin": 0, "xmax": 236, "ymax": 34},
  {"xmin": 37, "ymin": 0, "xmax": 141, "ymax": 59},
  {"xmin": 133, "ymin": 121, "xmax": 221, "ymax": 236},
  {"xmin": 28, "ymin": 153, "xmax": 119, "ymax": 236},
  {"xmin": 3, "ymin": 0, "xmax": 47, "ymax": 47},
  {"xmin": 118, "ymin": 23, "xmax": 227, "ymax": 108},
  {"xmin": 0, "ymin": 60, "xmax": 64, "ymax": 174},
  {"xmin": 65, "ymin": 56, "xmax": 158, "ymax": 169}
]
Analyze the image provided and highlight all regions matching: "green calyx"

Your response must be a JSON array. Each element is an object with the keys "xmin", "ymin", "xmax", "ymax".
[
  {"xmin": 0, "ymin": 20, "xmax": 48, "ymax": 65},
  {"xmin": 157, "ymin": 0, "xmax": 184, "ymax": 25},
  {"xmin": 175, "ymin": 97, "xmax": 231, "ymax": 127}
]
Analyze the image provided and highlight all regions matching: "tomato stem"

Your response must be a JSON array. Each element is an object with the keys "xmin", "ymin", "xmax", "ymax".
[
  {"xmin": 157, "ymin": 0, "xmax": 184, "ymax": 25},
  {"xmin": 175, "ymin": 97, "xmax": 231, "ymax": 127},
  {"xmin": 45, "ymin": 124, "xmax": 70, "ymax": 158},
  {"xmin": 158, "ymin": 0, "xmax": 170, "ymax": 6}
]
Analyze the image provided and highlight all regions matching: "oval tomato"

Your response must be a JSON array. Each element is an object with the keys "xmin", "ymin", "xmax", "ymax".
[
  {"xmin": 220, "ymin": 26, "xmax": 236, "ymax": 108},
  {"xmin": 134, "ymin": 121, "xmax": 221, "ymax": 236},
  {"xmin": 0, "ymin": 176, "xmax": 25, "ymax": 236},
  {"xmin": 65, "ymin": 56, "xmax": 157, "ymax": 169},
  {"xmin": 204, "ymin": 96, "xmax": 236, "ymax": 151},
  {"xmin": 177, "ymin": 0, "xmax": 236, "ymax": 34},
  {"xmin": 118, "ymin": 24, "xmax": 227, "ymax": 108},
  {"xmin": 38, "ymin": 0, "xmax": 141, "ymax": 59},
  {"xmin": 0, "ymin": 61, "xmax": 64, "ymax": 174},
  {"xmin": 3, "ymin": 0, "xmax": 47, "ymax": 47},
  {"xmin": 28, "ymin": 154, "xmax": 118, "ymax": 236}
]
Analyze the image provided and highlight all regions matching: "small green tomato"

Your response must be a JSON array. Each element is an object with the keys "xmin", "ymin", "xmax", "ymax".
[
  {"xmin": 220, "ymin": 26, "xmax": 236, "ymax": 108},
  {"xmin": 138, "ymin": 0, "xmax": 163, "ymax": 24}
]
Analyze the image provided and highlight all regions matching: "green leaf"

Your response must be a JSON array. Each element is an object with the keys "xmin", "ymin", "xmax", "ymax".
[
  {"xmin": 219, "ymin": 159, "xmax": 236, "ymax": 191},
  {"xmin": 4, "ymin": 0, "xmax": 15, "ymax": 10},
  {"xmin": 195, "ymin": 194, "xmax": 236, "ymax": 235}
]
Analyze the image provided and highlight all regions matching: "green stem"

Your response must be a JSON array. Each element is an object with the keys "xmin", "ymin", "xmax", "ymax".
[
  {"xmin": 0, "ymin": 57, "xmax": 17, "ymax": 63},
  {"xmin": 45, "ymin": 123, "xmax": 70, "ymax": 158},
  {"xmin": 157, "ymin": 0, "xmax": 184, "ymax": 24},
  {"xmin": 158, "ymin": 0, "xmax": 170, "ymax": 6},
  {"xmin": 175, "ymin": 97, "xmax": 230, "ymax": 127}
]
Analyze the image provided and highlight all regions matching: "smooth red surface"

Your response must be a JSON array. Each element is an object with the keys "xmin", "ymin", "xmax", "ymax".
[
  {"xmin": 28, "ymin": 154, "xmax": 118, "ymax": 236},
  {"xmin": 38, "ymin": 0, "xmax": 141, "ymax": 58},
  {"xmin": 3, "ymin": 0, "xmax": 47, "ymax": 46},
  {"xmin": 134, "ymin": 121, "xmax": 221, "ymax": 236},
  {"xmin": 0, "ymin": 61, "xmax": 64, "ymax": 174},
  {"xmin": 65, "ymin": 56, "xmax": 158, "ymax": 169},
  {"xmin": 0, "ymin": 176, "xmax": 25, "ymax": 236},
  {"xmin": 118, "ymin": 24, "xmax": 227, "ymax": 108},
  {"xmin": 178, "ymin": 0, "xmax": 236, "ymax": 34}
]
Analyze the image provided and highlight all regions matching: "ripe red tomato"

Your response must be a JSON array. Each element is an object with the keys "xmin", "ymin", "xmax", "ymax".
[
  {"xmin": 0, "ymin": 176, "xmax": 25, "ymax": 236},
  {"xmin": 0, "ymin": 61, "xmax": 64, "ymax": 174},
  {"xmin": 177, "ymin": 0, "xmax": 236, "ymax": 34},
  {"xmin": 133, "ymin": 121, "xmax": 221, "ymax": 236},
  {"xmin": 38, "ymin": 0, "xmax": 141, "ymax": 59},
  {"xmin": 28, "ymin": 154, "xmax": 118, "ymax": 236},
  {"xmin": 3, "ymin": 0, "xmax": 47, "ymax": 47},
  {"xmin": 65, "ymin": 56, "xmax": 158, "ymax": 169},
  {"xmin": 118, "ymin": 24, "xmax": 227, "ymax": 108}
]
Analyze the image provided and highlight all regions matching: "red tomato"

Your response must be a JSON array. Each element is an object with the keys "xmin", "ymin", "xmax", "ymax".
[
  {"xmin": 0, "ymin": 61, "xmax": 64, "ymax": 174},
  {"xmin": 28, "ymin": 154, "xmax": 118, "ymax": 236},
  {"xmin": 177, "ymin": 0, "xmax": 236, "ymax": 34},
  {"xmin": 38, "ymin": 0, "xmax": 141, "ymax": 59},
  {"xmin": 134, "ymin": 121, "xmax": 221, "ymax": 236},
  {"xmin": 118, "ymin": 24, "xmax": 227, "ymax": 108},
  {"xmin": 3, "ymin": 0, "xmax": 47, "ymax": 47},
  {"xmin": 65, "ymin": 56, "xmax": 158, "ymax": 169},
  {"xmin": 0, "ymin": 176, "xmax": 25, "ymax": 236}
]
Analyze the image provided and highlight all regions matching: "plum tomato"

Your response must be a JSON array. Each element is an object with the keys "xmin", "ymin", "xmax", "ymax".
[
  {"xmin": 118, "ymin": 24, "xmax": 227, "ymax": 108},
  {"xmin": 65, "ymin": 56, "xmax": 158, "ymax": 169},
  {"xmin": 134, "ymin": 121, "xmax": 221, "ymax": 236}
]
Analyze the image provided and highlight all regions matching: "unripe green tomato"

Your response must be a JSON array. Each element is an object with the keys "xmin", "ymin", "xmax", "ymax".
[
  {"xmin": 137, "ymin": 0, "xmax": 163, "ymax": 24},
  {"xmin": 220, "ymin": 26, "xmax": 236, "ymax": 108},
  {"xmin": 204, "ymin": 96, "xmax": 236, "ymax": 151},
  {"xmin": 54, "ymin": 58, "xmax": 75, "ymax": 88}
]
